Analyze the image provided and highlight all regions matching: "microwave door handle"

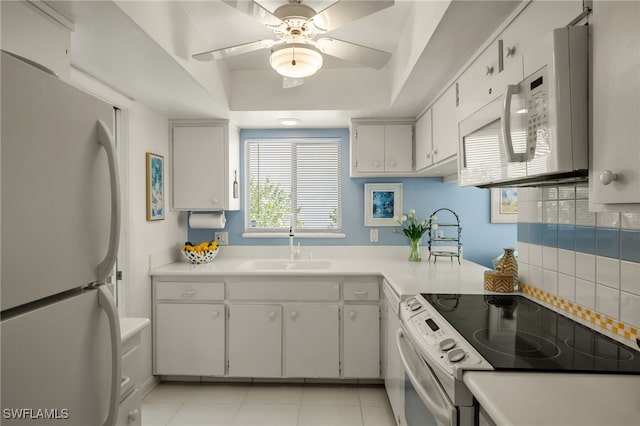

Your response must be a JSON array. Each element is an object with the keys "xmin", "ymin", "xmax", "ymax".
[
  {"xmin": 502, "ymin": 84, "xmax": 527, "ymax": 163},
  {"xmin": 396, "ymin": 329, "xmax": 455, "ymax": 426}
]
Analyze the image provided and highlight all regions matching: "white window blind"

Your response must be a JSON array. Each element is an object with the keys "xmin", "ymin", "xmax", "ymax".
[
  {"xmin": 462, "ymin": 118, "xmax": 528, "ymax": 180},
  {"xmin": 246, "ymin": 139, "xmax": 342, "ymax": 233}
]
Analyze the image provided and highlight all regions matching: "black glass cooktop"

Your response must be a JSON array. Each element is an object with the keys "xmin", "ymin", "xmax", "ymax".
[{"xmin": 421, "ymin": 294, "xmax": 640, "ymax": 374}]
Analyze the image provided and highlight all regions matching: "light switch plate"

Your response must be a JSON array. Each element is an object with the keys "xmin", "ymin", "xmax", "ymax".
[{"xmin": 215, "ymin": 232, "xmax": 228, "ymax": 245}]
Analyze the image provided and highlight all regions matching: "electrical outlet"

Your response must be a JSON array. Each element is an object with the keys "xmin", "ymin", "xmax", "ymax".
[
  {"xmin": 370, "ymin": 228, "xmax": 378, "ymax": 242},
  {"xmin": 215, "ymin": 232, "xmax": 228, "ymax": 245}
]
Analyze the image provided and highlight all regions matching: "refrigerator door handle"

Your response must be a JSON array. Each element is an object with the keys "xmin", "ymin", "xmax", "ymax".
[
  {"xmin": 98, "ymin": 285, "xmax": 122, "ymax": 426},
  {"xmin": 96, "ymin": 119, "xmax": 121, "ymax": 283}
]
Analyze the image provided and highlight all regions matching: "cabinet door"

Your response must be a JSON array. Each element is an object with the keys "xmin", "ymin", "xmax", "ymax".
[
  {"xmin": 384, "ymin": 124, "xmax": 413, "ymax": 172},
  {"xmin": 431, "ymin": 84, "xmax": 459, "ymax": 163},
  {"xmin": 343, "ymin": 305, "xmax": 380, "ymax": 378},
  {"xmin": 155, "ymin": 303, "xmax": 225, "ymax": 376},
  {"xmin": 228, "ymin": 304, "xmax": 282, "ymax": 377},
  {"xmin": 354, "ymin": 124, "xmax": 385, "ymax": 173},
  {"xmin": 172, "ymin": 125, "xmax": 225, "ymax": 210},
  {"xmin": 591, "ymin": 0, "xmax": 640, "ymax": 206},
  {"xmin": 284, "ymin": 304, "xmax": 339, "ymax": 378},
  {"xmin": 384, "ymin": 299, "xmax": 405, "ymax": 426},
  {"xmin": 415, "ymin": 109, "xmax": 433, "ymax": 171}
]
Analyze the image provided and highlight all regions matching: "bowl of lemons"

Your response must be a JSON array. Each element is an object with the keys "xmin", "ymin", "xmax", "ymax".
[{"xmin": 181, "ymin": 241, "xmax": 219, "ymax": 264}]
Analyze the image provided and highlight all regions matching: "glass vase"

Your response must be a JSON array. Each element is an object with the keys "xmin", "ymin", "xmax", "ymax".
[{"xmin": 408, "ymin": 238, "xmax": 422, "ymax": 262}]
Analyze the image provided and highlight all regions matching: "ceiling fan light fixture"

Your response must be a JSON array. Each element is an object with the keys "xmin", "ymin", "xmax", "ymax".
[{"xmin": 270, "ymin": 43, "xmax": 323, "ymax": 79}]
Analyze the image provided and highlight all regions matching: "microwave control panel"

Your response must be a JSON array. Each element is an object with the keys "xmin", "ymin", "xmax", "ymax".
[{"xmin": 525, "ymin": 66, "xmax": 549, "ymax": 157}]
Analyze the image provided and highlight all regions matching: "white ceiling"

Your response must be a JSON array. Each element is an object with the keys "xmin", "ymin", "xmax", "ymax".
[{"xmin": 49, "ymin": 0, "xmax": 521, "ymax": 128}]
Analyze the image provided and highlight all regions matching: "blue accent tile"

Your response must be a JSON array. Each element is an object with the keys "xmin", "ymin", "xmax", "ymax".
[
  {"xmin": 543, "ymin": 224, "xmax": 558, "ymax": 247},
  {"xmin": 530, "ymin": 223, "xmax": 543, "ymax": 245},
  {"xmin": 558, "ymin": 225, "xmax": 575, "ymax": 251},
  {"xmin": 517, "ymin": 223, "xmax": 530, "ymax": 243},
  {"xmin": 574, "ymin": 226, "xmax": 596, "ymax": 254},
  {"xmin": 620, "ymin": 230, "xmax": 640, "ymax": 263},
  {"xmin": 596, "ymin": 228, "xmax": 620, "ymax": 259}
]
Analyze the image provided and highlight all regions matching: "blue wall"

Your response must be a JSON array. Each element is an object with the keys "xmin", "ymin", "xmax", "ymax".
[{"xmin": 188, "ymin": 128, "xmax": 516, "ymax": 268}]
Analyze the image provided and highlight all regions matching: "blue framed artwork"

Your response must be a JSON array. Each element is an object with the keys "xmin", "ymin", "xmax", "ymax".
[
  {"xmin": 146, "ymin": 152, "xmax": 164, "ymax": 221},
  {"xmin": 364, "ymin": 183, "xmax": 403, "ymax": 227}
]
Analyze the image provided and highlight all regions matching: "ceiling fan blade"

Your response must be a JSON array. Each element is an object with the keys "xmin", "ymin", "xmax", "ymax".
[
  {"xmin": 222, "ymin": 0, "xmax": 284, "ymax": 28},
  {"xmin": 316, "ymin": 38, "xmax": 391, "ymax": 69},
  {"xmin": 193, "ymin": 39, "xmax": 280, "ymax": 61},
  {"xmin": 310, "ymin": 0, "xmax": 394, "ymax": 33}
]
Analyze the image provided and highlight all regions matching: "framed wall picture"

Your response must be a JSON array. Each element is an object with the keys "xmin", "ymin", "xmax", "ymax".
[
  {"xmin": 364, "ymin": 183, "xmax": 403, "ymax": 227},
  {"xmin": 490, "ymin": 187, "xmax": 518, "ymax": 223},
  {"xmin": 146, "ymin": 152, "xmax": 165, "ymax": 221}
]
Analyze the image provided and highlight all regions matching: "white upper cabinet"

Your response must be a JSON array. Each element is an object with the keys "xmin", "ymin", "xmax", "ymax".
[
  {"xmin": 415, "ymin": 84, "xmax": 460, "ymax": 175},
  {"xmin": 415, "ymin": 109, "xmax": 433, "ymax": 171},
  {"xmin": 590, "ymin": 0, "xmax": 640, "ymax": 209},
  {"xmin": 350, "ymin": 120, "xmax": 414, "ymax": 176},
  {"xmin": 171, "ymin": 119, "xmax": 240, "ymax": 211},
  {"xmin": 431, "ymin": 84, "xmax": 459, "ymax": 164}
]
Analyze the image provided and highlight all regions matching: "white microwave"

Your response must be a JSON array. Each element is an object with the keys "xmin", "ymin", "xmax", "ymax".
[{"xmin": 458, "ymin": 26, "xmax": 588, "ymax": 187}]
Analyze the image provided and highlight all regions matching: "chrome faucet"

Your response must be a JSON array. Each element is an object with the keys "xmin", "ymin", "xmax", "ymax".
[{"xmin": 289, "ymin": 226, "xmax": 300, "ymax": 260}]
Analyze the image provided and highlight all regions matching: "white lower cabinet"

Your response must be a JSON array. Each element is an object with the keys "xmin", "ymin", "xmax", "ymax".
[
  {"xmin": 117, "ymin": 388, "xmax": 141, "ymax": 426},
  {"xmin": 343, "ymin": 305, "xmax": 380, "ymax": 378},
  {"xmin": 228, "ymin": 304, "xmax": 282, "ymax": 377},
  {"xmin": 155, "ymin": 303, "xmax": 225, "ymax": 376},
  {"xmin": 285, "ymin": 304, "xmax": 340, "ymax": 378},
  {"xmin": 153, "ymin": 276, "xmax": 381, "ymax": 380}
]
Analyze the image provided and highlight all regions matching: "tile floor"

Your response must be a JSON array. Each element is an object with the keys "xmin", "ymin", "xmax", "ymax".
[{"xmin": 142, "ymin": 382, "xmax": 396, "ymax": 426}]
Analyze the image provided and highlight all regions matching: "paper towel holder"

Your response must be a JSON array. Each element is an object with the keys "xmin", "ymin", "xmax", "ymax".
[{"xmin": 188, "ymin": 211, "xmax": 227, "ymax": 229}]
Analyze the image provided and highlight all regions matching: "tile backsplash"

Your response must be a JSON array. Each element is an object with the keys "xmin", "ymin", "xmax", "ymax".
[{"xmin": 517, "ymin": 184, "xmax": 640, "ymax": 346}]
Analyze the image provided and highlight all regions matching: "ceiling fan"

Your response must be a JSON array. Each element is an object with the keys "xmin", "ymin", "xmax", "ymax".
[{"xmin": 193, "ymin": 0, "xmax": 394, "ymax": 83}]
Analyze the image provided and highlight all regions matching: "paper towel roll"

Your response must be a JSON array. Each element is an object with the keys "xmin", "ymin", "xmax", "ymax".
[{"xmin": 189, "ymin": 212, "xmax": 226, "ymax": 229}]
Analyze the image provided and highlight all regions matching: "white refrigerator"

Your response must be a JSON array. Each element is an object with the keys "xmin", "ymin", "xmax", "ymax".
[{"xmin": 1, "ymin": 50, "xmax": 122, "ymax": 425}]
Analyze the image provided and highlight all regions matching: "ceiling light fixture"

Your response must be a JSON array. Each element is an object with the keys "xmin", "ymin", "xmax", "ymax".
[
  {"xmin": 278, "ymin": 118, "xmax": 300, "ymax": 126},
  {"xmin": 270, "ymin": 43, "xmax": 323, "ymax": 79}
]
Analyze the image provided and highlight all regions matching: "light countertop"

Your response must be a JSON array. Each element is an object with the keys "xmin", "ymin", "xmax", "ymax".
[
  {"xmin": 120, "ymin": 317, "xmax": 150, "ymax": 343},
  {"xmin": 149, "ymin": 256, "xmax": 491, "ymax": 297},
  {"xmin": 464, "ymin": 371, "xmax": 640, "ymax": 426}
]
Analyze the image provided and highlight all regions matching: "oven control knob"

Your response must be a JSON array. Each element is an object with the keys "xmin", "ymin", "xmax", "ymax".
[
  {"xmin": 408, "ymin": 300, "xmax": 422, "ymax": 311},
  {"xmin": 439, "ymin": 338, "xmax": 456, "ymax": 351},
  {"xmin": 447, "ymin": 348, "xmax": 466, "ymax": 363}
]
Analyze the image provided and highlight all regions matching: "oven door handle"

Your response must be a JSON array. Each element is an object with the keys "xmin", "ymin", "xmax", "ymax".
[{"xmin": 396, "ymin": 328, "xmax": 455, "ymax": 426}]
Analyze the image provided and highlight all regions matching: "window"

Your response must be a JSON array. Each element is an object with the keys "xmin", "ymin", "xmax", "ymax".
[{"xmin": 245, "ymin": 138, "xmax": 342, "ymax": 234}]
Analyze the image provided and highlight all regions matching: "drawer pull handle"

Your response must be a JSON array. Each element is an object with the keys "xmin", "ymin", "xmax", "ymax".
[
  {"xmin": 353, "ymin": 291, "xmax": 368, "ymax": 297},
  {"xmin": 128, "ymin": 409, "xmax": 139, "ymax": 423},
  {"xmin": 291, "ymin": 311, "xmax": 298, "ymax": 320},
  {"xmin": 182, "ymin": 290, "xmax": 196, "ymax": 298},
  {"xmin": 212, "ymin": 311, "xmax": 220, "ymax": 319},
  {"xmin": 269, "ymin": 312, "xmax": 277, "ymax": 319},
  {"xmin": 349, "ymin": 311, "xmax": 356, "ymax": 319}
]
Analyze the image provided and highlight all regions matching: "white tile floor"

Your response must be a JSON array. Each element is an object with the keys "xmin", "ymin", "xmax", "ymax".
[{"xmin": 142, "ymin": 382, "xmax": 396, "ymax": 426}]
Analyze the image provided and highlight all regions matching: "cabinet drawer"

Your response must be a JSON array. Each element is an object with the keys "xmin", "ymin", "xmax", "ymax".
[
  {"xmin": 343, "ymin": 281, "xmax": 379, "ymax": 301},
  {"xmin": 120, "ymin": 345, "xmax": 139, "ymax": 401},
  {"xmin": 155, "ymin": 282, "xmax": 224, "ymax": 301},
  {"xmin": 228, "ymin": 280, "xmax": 339, "ymax": 301},
  {"xmin": 117, "ymin": 388, "xmax": 141, "ymax": 426}
]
